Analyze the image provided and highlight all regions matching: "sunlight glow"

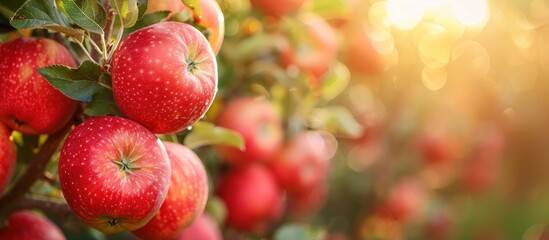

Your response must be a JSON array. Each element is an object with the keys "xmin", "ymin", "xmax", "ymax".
[
  {"xmin": 386, "ymin": 0, "xmax": 489, "ymax": 29},
  {"xmin": 451, "ymin": 0, "xmax": 489, "ymax": 26}
]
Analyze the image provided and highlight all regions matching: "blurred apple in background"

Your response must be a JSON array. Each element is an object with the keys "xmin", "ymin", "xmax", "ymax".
[
  {"xmin": 215, "ymin": 97, "xmax": 283, "ymax": 166},
  {"xmin": 147, "ymin": 0, "xmax": 225, "ymax": 54},
  {"xmin": 216, "ymin": 165, "xmax": 284, "ymax": 235},
  {"xmin": 269, "ymin": 131, "xmax": 332, "ymax": 195},
  {"xmin": 375, "ymin": 179, "xmax": 426, "ymax": 222},
  {"xmin": 279, "ymin": 14, "xmax": 338, "ymax": 86},
  {"xmin": 177, "ymin": 214, "xmax": 222, "ymax": 240},
  {"xmin": 250, "ymin": 0, "xmax": 306, "ymax": 18}
]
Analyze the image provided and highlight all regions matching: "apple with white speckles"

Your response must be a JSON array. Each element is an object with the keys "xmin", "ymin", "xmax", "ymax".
[
  {"xmin": 111, "ymin": 22, "xmax": 217, "ymax": 134},
  {"xmin": 132, "ymin": 141, "xmax": 208, "ymax": 240},
  {"xmin": 214, "ymin": 97, "xmax": 283, "ymax": 166},
  {"xmin": 59, "ymin": 116, "xmax": 171, "ymax": 234},
  {"xmin": 0, "ymin": 211, "xmax": 65, "ymax": 240},
  {"xmin": 0, "ymin": 37, "xmax": 77, "ymax": 134},
  {"xmin": 0, "ymin": 123, "xmax": 15, "ymax": 195}
]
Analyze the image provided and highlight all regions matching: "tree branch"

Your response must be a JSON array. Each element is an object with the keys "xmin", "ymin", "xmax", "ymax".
[
  {"xmin": 0, "ymin": 122, "xmax": 73, "ymax": 218},
  {"xmin": 10, "ymin": 196, "xmax": 74, "ymax": 220}
]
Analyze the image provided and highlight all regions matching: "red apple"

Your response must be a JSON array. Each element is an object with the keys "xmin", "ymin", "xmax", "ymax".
[
  {"xmin": 250, "ymin": 0, "xmax": 305, "ymax": 17},
  {"xmin": 279, "ymin": 14, "xmax": 338, "ymax": 86},
  {"xmin": 193, "ymin": 0, "xmax": 225, "ymax": 55},
  {"xmin": 216, "ymin": 165, "xmax": 283, "ymax": 234},
  {"xmin": 461, "ymin": 159, "xmax": 496, "ymax": 193},
  {"xmin": 215, "ymin": 97, "xmax": 283, "ymax": 166},
  {"xmin": 111, "ymin": 22, "xmax": 217, "ymax": 134},
  {"xmin": 376, "ymin": 179, "xmax": 426, "ymax": 222},
  {"xmin": 132, "ymin": 141, "xmax": 209, "ymax": 240},
  {"xmin": 343, "ymin": 25, "xmax": 384, "ymax": 76},
  {"xmin": 0, "ymin": 211, "xmax": 65, "ymax": 240},
  {"xmin": 417, "ymin": 130, "xmax": 458, "ymax": 166},
  {"xmin": 176, "ymin": 214, "xmax": 222, "ymax": 240},
  {"xmin": 0, "ymin": 37, "xmax": 77, "ymax": 134},
  {"xmin": 147, "ymin": 0, "xmax": 225, "ymax": 54},
  {"xmin": 59, "ymin": 116, "xmax": 171, "ymax": 233},
  {"xmin": 269, "ymin": 131, "xmax": 331, "ymax": 195},
  {"xmin": 0, "ymin": 123, "xmax": 15, "ymax": 195}
]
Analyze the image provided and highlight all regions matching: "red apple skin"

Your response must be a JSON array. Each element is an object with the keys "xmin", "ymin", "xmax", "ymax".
[
  {"xmin": 176, "ymin": 214, "xmax": 222, "ymax": 240},
  {"xmin": 279, "ymin": 14, "xmax": 338, "ymax": 85},
  {"xmin": 111, "ymin": 22, "xmax": 217, "ymax": 134},
  {"xmin": 417, "ymin": 131, "xmax": 457, "ymax": 166},
  {"xmin": 344, "ymin": 26, "xmax": 384, "ymax": 76},
  {"xmin": 269, "ymin": 131, "xmax": 331, "ymax": 195},
  {"xmin": 0, "ymin": 37, "xmax": 77, "ymax": 134},
  {"xmin": 215, "ymin": 97, "xmax": 283, "ymax": 166},
  {"xmin": 132, "ymin": 141, "xmax": 209, "ymax": 240},
  {"xmin": 147, "ymin": 0, "xmax": 225, "ymax": 54},
  {"xmin": 0, "ymin": 124, "xmax": 15, "ymax": 195},
  {"xmin": 250, "ymin": 0, "xmax": 305, "ymax": 17},
  {"xmin": 376, "ymin": 179, "xmax": 426, "ymax": 222},
  {"xmin": 216, "ymin": 165, "xmax": 283, "ymax": 234},
  {"xmin": 0, "ymin": 211, "xmax": 65, "ymax": 240},
  {"xmin": 59, "ymin": 116, "xmax": 171, "ymax": 234}
]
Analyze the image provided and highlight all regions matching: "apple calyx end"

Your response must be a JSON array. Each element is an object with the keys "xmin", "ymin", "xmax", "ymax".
[
  {"xmin": 107, "ymin": 217, "xmax": 120, "ymax": 227},
  {"xmin": 113, "ymin": 156, "xmax": 140, "ymax": 174},
  {"xmin": 187, "ymin": 59, "xmax": 200, "ymax": 73}
]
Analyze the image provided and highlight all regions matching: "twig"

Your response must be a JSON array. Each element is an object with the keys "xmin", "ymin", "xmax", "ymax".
[
  {"xmin": 0, "ymin": 123, "xmax": 72, "ymax": 218},
  {"xmin": 87, "ymin": 36, "xmax": 104, "ymax": 56},
  {"xmin": 75, "ymin": 41, "xmax": 99, "ymax": 65},
  {"xmin": 10, "ymin": 196, "xmax": 74, "ymax": 220}
]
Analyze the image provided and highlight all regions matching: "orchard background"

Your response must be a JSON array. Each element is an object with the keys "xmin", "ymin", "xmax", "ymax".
[{"xmin": 1, "ymin": 0, "xmax": 549, "ymax": 239}]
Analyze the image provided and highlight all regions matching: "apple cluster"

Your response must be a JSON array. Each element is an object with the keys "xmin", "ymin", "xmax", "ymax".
[{"xmin": 0, "ymin": 0, "xmax": 227, "ymax": 238}]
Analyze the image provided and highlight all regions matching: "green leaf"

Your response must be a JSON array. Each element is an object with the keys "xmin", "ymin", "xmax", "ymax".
[
  {"xmin": 60, "ymin": 0, "xmax": 106, "ymax": 34},
  {"xmin": 182, "ymin": 0, "xmax": 201, "ymax": 19},
  {"xmin": 184, "ymin": 121, "xmax": 245, "ymax": 150},
  {"xmin": 10, "ymin": 0, "xmax": 85, "ymax": 41},
  {"xmin": 84, "ymin": 74, "xmax": 121, "ymax": 116},
  {"xmin": 124, "ymin": 11, "xmax": 169, "ymax": 36},
  {"xmin": 274, "ymin": 224, "xmax": 326, "ymax": 240},
  {"xmin": 136, "ymin": 0, "xmax": 147, "ymax": 20},
  {"xmin": 321, "ymin": 60, "xmax": 350, "ymax": 102},
  {"xmin": 37, "ymin": 61, "xmax": 104, "ymax": 101},
  {"xmin": 274, "ymin": 225, "xmax": 307, "ymax": 240},
  {"xmin": 310, "ymin": 106, "xmax": 364, "ymax": 138},
  {"xmin": 109, "ymin": 0, "xmax": 139, "ymax": 28}
]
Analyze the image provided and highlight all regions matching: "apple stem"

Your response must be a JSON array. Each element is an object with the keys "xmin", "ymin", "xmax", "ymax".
[
  {"xmin": 76, "ymin": 41, "xmax": 100, "ymax": 65},
  {"xmin": 87, "ymin": 36, "xmax": 104, "ymax": 56},
  {"xmin": 0, "ymin": 122, "xmax": 73, "ymax": 220},
  {"xmin": 105, "ymin": 17, "xmax": 125, "ymax": 62}
]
